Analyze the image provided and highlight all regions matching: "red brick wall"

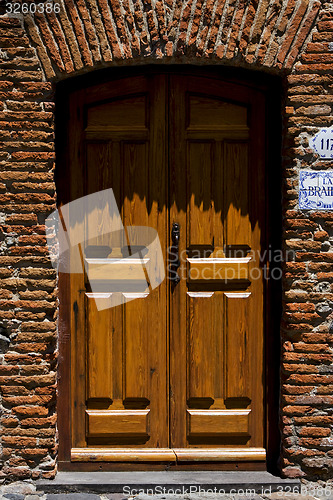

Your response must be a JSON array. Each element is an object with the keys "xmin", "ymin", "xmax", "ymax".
[{"xmin": 0, "ymin": 0, "xmax": 332, "ymax": 481}]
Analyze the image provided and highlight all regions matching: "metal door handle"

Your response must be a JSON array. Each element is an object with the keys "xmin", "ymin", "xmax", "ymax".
[{"xmin": 170, "ymin": 222, "xmax": 181, "ymax": 286}]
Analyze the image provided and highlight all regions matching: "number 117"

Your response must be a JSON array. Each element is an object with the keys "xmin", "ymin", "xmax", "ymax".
[{"xmin": 321, "ymin": 138, "xmax": 333, "ymax": 151}]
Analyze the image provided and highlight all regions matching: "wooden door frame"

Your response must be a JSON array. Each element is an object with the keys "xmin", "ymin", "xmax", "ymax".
[{"xmin": 55, "ymin": 66, "xmax": 282, "ymax": 473}]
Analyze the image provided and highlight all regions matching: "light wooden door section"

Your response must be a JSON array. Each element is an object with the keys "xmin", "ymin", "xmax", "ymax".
[
  {"xmin": 64, "ymin": 71, "xmax": 268, "ymax": 467},
  {"xmin": 169, "ymin": 76, "xmax": 266, "ymax": 461}
]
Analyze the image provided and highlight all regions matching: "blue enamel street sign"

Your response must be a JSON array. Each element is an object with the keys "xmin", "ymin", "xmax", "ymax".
[{"xmin": 299, "ymin": 171, "xmax": 333, "ymax": 210}]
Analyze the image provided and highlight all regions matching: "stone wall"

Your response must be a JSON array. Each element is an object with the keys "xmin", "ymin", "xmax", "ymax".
[{"xmin": 0, "ymin": 0, "xmax": 332, "ymax": 481}]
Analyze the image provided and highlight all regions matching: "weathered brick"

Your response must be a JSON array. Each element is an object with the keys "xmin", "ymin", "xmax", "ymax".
[
  {"xmin": 2, "ymin": 436, "xmax": 37, "ymax": 447},
  {"xmin": 318, "ymin": 20, "xmax": 333, "ymax": 31},
  {"xmin": 0, "ymin": 366, "xmax": 19, "ymax": 376},
  {"xmin": 283, "ymin": 405, "xmax": 314, "ymax": 415},
  {"xmin": 12, "ymin": 406, "xmax": 49, "ymax": 417},
  {"xmin": 3, "ymin": 395, "xmax": 53, "ymax": 406},
  {"xmin": 0, "ymin": 417, "xmax": 19, "ymax": 428},
  {"xmin": 5, "ymin": 214, "xmax": 38, "ymax": 225},
  {"xmin": 299, "ymin": 427, "xmax": 331, "ymax": 437},
  {"xmin": 20, "ymin": 415, "xmax": 57, "ymax": 428}
]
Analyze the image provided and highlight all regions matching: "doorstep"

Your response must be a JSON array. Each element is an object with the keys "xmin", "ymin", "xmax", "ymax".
[{"xmin": 36, "ymin": 471, "xmax": 301, "ymax": 494}]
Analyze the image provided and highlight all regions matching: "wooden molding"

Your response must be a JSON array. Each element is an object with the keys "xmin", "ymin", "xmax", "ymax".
[
  {"xmin": 86, "ymin": 409, "xmax": 150, "ymax": 437},
  {"xmin": 71, "ymin": 448, "xmax": 177, "ymax": 462},
  {"xmin": 187, "ymin": 409, "xmax": 251, "ymax": 436},
  {"xmin": 174, "ymin": 448, "xmax": 266, "ymax": 462},
  {"xmin": 71, "ymin": 447, "xmax": 266, "ymax": 462}
]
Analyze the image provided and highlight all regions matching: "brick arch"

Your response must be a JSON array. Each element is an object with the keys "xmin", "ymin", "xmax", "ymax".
[{"xmin": 24, "ymin": 0, "xmax": 321, "ymax": 80}]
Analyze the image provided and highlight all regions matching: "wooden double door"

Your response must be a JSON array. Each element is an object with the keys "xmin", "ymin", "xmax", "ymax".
[{"xmin": 66, "ymin": 72, "xmax": 267, "ymax": 465}]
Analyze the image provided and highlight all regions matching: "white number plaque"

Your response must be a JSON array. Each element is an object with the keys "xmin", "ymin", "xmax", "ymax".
[{"xmin": 311, "ymin": 128, "xmax": 333, "ymax": 159}]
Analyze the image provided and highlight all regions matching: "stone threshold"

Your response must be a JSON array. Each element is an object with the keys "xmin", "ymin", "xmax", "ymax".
[{"xmin": 37, "ymin": 471, "xmax": 301, "ymax": 494}]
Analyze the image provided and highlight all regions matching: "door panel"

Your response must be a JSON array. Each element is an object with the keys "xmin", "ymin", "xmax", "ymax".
[
  {"xmin": 169, "ymin": 75, "xmax": 265, "ymax": 458},
  {"xmin": 70, "ymin": 75, "xmax": 168, "ymax": 450},
  {"xmin": 187, "ymin": 293, "xmax": 224, "ymax": 401},
  {"xmin": 224, "ymin": 292, "xmax": 252, "ymax": 399},
  {"xmin": 69, "ymin": 73, "xmax": 266, "ymax": 463}
]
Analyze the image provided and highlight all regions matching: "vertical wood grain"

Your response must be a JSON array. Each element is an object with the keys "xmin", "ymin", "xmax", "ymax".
[
  {"xmin": 86, "ymin": 295, "xmax": 113, "ymax": 399},
  {"xmin": 123, "ymin": 142, "xmax": 149, "ymax": 399},
  {"xmin": 224, "ymin": 293, "xmax": 251, "ymax": 399},
  {"xmin": 224, "ymin": 142, "xmax": 250, "ymax": 247},
  {"xmin": 188, "ymin": 293, "xmax": 223, "ymax": 400}
]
